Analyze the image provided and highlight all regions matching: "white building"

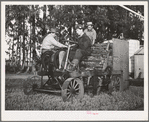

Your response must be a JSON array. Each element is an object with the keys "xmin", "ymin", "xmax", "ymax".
[
  {"xmin": 130, "ymin": 47, "xmax": 144, "ymax": 79},
  {"xmin": 128, "ymin": 39, "xmax": 140, "ymax": 73}
]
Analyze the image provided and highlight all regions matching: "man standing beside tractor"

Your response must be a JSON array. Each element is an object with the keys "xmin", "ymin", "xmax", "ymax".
[{"xmin": 84, "ymin": 22, "xmax": 97, "ymax": 45}]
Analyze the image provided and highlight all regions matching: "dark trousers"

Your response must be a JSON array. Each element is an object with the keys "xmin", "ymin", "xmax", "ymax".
[{"xmin": 69, "ymin": 49, "xmax": 90, "ymax": 61}]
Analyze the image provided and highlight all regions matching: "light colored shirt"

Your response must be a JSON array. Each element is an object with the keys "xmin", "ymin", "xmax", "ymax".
[
  {"xmin": 84, "ymin": 28, "xmax": 96, "ymax": 44},
  {"xmin": 41, "ymin": 34, "xmax": 66, "ymax": 50}
]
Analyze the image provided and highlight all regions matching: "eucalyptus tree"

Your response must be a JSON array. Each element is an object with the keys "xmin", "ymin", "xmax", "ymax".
[
  {"xmin": 5, "ymin": 5, "xmax": 29, "ymax": 72},
  {"xmin": 5, "ymin": 4, "xmax": 144, "ymax": 73}
]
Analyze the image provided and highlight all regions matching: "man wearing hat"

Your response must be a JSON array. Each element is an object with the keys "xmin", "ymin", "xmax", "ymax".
[
  {"xmin": 41, "ymin": 27, "xmax": 67, "ymax": 69},
  {"xmin": 68, "ymin": 24, "xmax": 92, "ymax": 71},
  {"xmin": 84, "ymin": 22, "xmax": 97, "ymax": 45}
]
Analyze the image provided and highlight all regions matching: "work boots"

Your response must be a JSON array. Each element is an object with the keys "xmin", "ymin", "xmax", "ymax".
[{"xmin": 67, "ymin": 59, "xmax": 79, "ymax": 72}]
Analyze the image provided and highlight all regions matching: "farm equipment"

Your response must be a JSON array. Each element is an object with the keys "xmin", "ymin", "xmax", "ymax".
[{"xmin": 23, "ymin": 39, "xmax": 129, "ymax": 102}]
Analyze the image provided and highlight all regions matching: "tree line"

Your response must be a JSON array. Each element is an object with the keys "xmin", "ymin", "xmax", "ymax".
[{"xmin": 5, "ymin": 5, "xmax": 144, "ymax": 73}]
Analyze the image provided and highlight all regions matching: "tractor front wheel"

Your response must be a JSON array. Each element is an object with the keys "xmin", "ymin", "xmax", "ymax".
[{"xmin": 61, "ymin": 78, "xmax": 84, "ymax": 102}]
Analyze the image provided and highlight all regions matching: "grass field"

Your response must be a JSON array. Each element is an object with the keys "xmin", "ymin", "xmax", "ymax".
[{"xmin": 5, "ymin": 78, "xmax": 144, "ymax": 110}]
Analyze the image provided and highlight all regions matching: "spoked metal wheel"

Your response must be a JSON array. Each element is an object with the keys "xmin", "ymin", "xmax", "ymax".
[
  {"xmin": 108, "ymin": 75, "xmax": 121, "ymax": 92},
  {"xmin": 23, "ymin": 75, "xmax": 41, "ymax": 95},
  {"xmin": 61, "ymin": 78, "xmax": 84, "ymax": 102}
]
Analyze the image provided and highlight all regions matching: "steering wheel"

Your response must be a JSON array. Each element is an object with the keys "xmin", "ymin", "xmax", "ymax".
[
  {"xmin": 62, "ymin": 39, "xmax": 78, "ymax": 44},
  {"xmin": 52, "ymin": 40, "xmax": 77, "ymax": 70}
]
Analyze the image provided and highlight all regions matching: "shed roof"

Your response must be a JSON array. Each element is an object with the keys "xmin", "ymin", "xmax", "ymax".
[
  {"xmin": 134, "ymin": 47, "xmax": 144, "ymax": 55},
  {"xmin": 103, "ymin": 40, "xmax": 113, "ymax": 43},
  {"xmin": 103, "ymin": 39, "xmax": 139, "ymax": 44}
]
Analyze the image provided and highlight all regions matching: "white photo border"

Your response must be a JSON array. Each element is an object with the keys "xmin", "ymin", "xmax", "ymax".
[{"xmin": 1, "ymin": 1, "xmax": 148, "ymax": 121}]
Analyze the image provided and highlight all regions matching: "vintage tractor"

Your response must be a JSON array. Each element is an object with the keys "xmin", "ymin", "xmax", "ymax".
[{"xmin": 23, "ymin": 38, "xmax": 129, "ymax": 102}]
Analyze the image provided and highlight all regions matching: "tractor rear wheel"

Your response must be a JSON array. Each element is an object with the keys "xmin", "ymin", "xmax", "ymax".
[{"xmin": 23, "ymin": 75, "xmax": 41, "ymax": 95}]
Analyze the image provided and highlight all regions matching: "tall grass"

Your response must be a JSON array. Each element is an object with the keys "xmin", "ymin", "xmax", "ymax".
[{"xmin": 5, "ymin": 79, "xmax": 144, "ymax": 110}]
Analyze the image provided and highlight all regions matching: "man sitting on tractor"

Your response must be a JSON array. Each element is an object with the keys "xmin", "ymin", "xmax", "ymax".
[
  {"xmin": 41, "ymin": 27, "xmax": 67, "ymax": 70},
  {"xmin": 68, "ymin": 24, "xmax": 92, "ymax": 71}
]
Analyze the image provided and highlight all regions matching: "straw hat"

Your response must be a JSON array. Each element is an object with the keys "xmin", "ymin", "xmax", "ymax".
[{"xmin": 87, "ymin": 22, "xmax": 93, "ymax": 26}]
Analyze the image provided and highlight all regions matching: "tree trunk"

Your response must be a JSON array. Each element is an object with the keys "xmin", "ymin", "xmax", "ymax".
[
  {"xmin": 22, "ymin": 18, "xmax": 26, "ymax": 66},
  {"xmin": 31, "ymin": 5, "xmax": 37, "ymax": 74},
  {"xmin": 32, "ymin": 5, "xmax": 35, "ymax": 46},
  {"xmin": 42, "ymin": 5, "xmax": 47, "ymax": 36}
]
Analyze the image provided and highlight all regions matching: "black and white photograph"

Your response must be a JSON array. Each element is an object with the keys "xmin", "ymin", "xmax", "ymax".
[{"xmin": 1, "ymin": 1, "xmax": 148, "ymax": 121}]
